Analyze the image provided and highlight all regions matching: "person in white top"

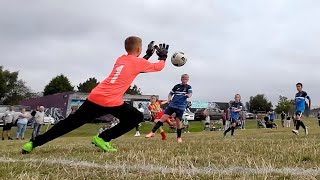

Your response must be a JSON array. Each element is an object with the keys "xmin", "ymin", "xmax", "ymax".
[
  {"xmin": 32, "ymin": 106, "xmax": 45, "ymax": 140},
  {"xmin": 203, "ymin": 108, "xmax": 211, "ymax": 131},
  {"xmin": 2, "ymin": 106, "xmax": 15, "ymax": 140},
  {"xmin": 134, "ymin": 103, "xmax": 145, "ymax": 137},
  {"xmin": 16, "ymin": 108, "xmax": 29, "ymax": 140}
]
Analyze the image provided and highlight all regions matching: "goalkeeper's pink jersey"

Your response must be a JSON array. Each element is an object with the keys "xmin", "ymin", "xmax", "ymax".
[{"xmin": 88, "ymin": 55, "xmax": 165, "ymax": 107}]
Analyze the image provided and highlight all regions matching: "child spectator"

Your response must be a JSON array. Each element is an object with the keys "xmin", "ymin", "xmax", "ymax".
[
  {"xmin": 182, "ymin": 117, "xmax": 190, "ymax": 133},
  {"xmin": 286, "ymin": 113, "xmax": 291, "ymax": 127}
]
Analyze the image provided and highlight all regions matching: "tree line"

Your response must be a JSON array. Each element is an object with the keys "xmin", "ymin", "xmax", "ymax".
[{"xmin": 0, "ymin": 66, "xmax": 302, "ymax": 113}]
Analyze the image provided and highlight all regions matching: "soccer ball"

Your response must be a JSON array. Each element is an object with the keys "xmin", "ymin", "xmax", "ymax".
[{"xmin": 171, "ymin": 51, "xmax": 187, "ymax": 67}]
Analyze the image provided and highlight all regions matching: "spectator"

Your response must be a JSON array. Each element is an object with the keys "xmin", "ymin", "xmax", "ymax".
[
  {"xmin": 134, "ymin": 103, "xmax": 144, "ymax": 137},
  {"xmin": 264, "ymin": 114, "xmax": 269, "ymax": 125},
  {"xmin": 32, "ymin": 106, "xmax": 45, "ymax": 140},
  {"xmin": 269, "ymin": 109, "xmax": 275, "ymax": 122},
  {"xmin": 221, "ymin": 112, "xmax": 227, "ymax": 130},
  {"xmin": 257, "ymin": 118, "xmax": 266, "ymax": 128},
  {"xmin": 266, "ymin": 120, "xmax": 278, "ymax": 129},
  {"xmin": 240, "ymin": 111, "xmax": 246, "ymax": 129},
  {"xmin": 209, "ymin": 122, "xmax": 216, "ymax": 131},
  {"xmin": 2, "ymin": 106, "xmax": 15, "ymax": 140},
  {"xmin": 286, "ymin": 113, "xmax": 291, "ymax": 127},
  {"xmin": 280, "ymin": 111, "xmax": 286, "ymax": 127},
  {"xmin": 265, "ymin": 113, "xmax": 278, "ymax": 129},
  {"xmin": 30, "ymin": 106, "xmax": 40, "ymax": 129},
  {"xmin": 317, "ymin": 111, "xmax": 320, "ymax": 126},
  {"xmin": 182, "ymin": 118, "xmax": 190, "ymax": 133},
  {"xmin": 16, "ymin": 108, "xmax": 29, "ymax": 140},
  {"xmin": 203, "ymin": 108, "xmax": 210, "ymax": 131}
]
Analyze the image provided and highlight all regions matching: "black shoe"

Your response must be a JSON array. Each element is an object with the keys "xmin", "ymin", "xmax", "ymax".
[
  {"xmin": 1, "ymin": 137, "xmax": 4, "ymax": 140},
  {"xmin": 8, "ymin": 137, "xmax": 13, "ymax": 140}
]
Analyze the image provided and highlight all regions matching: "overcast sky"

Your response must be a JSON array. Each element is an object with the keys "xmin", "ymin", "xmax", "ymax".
[{"xmin": 1, "ymin": 0, "xmax": 319, "ymax": 107}]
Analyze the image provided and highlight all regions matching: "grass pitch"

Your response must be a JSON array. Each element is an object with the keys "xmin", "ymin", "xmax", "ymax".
[{"xmin": 1, "ymin": 119, "xmax": 320, "ymax": 179}]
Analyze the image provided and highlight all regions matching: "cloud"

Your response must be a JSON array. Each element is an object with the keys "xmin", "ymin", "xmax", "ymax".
[{"xmin": 0, "ymin": 0, "xmax": 319, "ymax": 107}]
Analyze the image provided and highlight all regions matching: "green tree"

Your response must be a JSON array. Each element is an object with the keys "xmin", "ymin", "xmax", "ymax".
[
  {"xmin": 0, "ymin": 66, "xmax": 37, "ymax": 105},
  {"xmin": 77, "ymin": 77, "xmax": 99, "ymax": 93},
  {"xmin": 275, "ymin": 96, "xmax": 294, "ymax": 114},
  {"xmin": 0, "ymin": 66, "xmax": 19, "ymax": 102},
  {"xmin": 2, "ymin": 80, "xmax": 34, "ymax": 105},
  {"xmin": 245, "ymin": 102, "xmax": 250, "ymax": 112},
  {"xmin": 248, "ymin": 94, "xmax": 272, "ymax": 112},
  {"xmin": 43, "ymin": 74, "xmax": 74, "ymax": 96},
  {"xmin": 125, "ymin": 84, "xmax": 142, "ymax": 95}
]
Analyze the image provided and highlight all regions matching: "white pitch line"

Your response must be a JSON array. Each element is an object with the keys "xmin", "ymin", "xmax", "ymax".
[{"xmin": 0, "ymin": 157, "xmax": 319, "ymax": 176}]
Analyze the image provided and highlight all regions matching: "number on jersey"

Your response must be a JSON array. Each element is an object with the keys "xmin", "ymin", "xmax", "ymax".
[{"xmin": 110, "ymin": 65, "xmax": 124, "ymax": 83}]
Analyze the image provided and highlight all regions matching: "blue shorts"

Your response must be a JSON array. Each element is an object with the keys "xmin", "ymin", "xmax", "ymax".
[
  {"xmin": 164, "ymin": 106, "xmax": 184, "ymax": 119},
  {"xmin": 230, "ymin": 118, "xmax": 240, "ymax": 124}
]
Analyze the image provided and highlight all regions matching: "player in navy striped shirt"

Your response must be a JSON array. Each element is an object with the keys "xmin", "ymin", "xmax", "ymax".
[
  {"xmin": 146, "ymin": 74, "xmax": 192, "ymax": 143},
  {"xmin": 224, "ymin": 94, "xmax": 244, "ymax": 138},
  {"xmin": 292, "ymin": 83, "xmax": 311, "ymax": 136}
]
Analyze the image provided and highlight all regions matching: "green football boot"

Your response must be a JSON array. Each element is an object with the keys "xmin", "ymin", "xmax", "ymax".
[
  {"xmin": 91, "ymin": 135, "xmax": 117, "ymax": 152},
  {"xmin": 22, "ymin": 141, "xmax": 34, "ymax": 154}
]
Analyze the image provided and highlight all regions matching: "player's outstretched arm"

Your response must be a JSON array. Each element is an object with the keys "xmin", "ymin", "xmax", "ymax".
[
  {"xmin": 137, "ymin": 43, "xmax": 169, "ymax": 73},
  {"xmin": 185, "ymin": 85, "xmax": 193, "ymax": 98},
  {"xmin": 167, "ymin": 94, "xmax": 172, "ymax": 104},
  {"xmin": 161, "ymin": 100, "xmax": 169, "ymax": 105}
]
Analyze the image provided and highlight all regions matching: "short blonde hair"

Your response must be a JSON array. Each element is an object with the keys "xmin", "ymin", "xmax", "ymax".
[
  {"xmin": 125, "ymin": 36, "xmax": 142, "ymax": 53},
  {"xmin": 181, "ymin": 74, "xmax": 189, "ymax": 79}
]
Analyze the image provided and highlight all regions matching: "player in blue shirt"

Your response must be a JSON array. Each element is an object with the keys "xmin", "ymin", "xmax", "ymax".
[
  {"xmin": 292, "ymin": 83, "xmax": 311, "ymax": 136},
  {"xmin": 145, "ymin": 74, "xmax": 192, "ymax": 143},
  {"xmin": 224, "ymin": 94, "xmax": 244, "ymax": 138}
]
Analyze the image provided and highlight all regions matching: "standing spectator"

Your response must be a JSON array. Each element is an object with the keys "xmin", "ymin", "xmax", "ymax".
[
  {"xmin": 317, "ymin": 111, "xmax": 320, "ymax": 126},
  {"xmin": 32, "ymin": 106, "xmax": 45, "ymax": 140},
  {"xmin": 264, "ymin": 114, "xmax": 269, "ymax": 124},
  {"xmin": 221, "ymin": 111, "xmax": 227, "ymax": 130},
  {"xmin": 16, "ymin": 108, "xmax": 29, "ymax": 140},
  {"xmin": 2, "ymin": 106, "xmax": 15, "ymax": 140},
  {"xmin": 30, "ymin": 106, "xmax": 40, "ymax": 129},
  {"xmin": 134, "ymin": 103, "xmax": 144, "ymax": 137},
  {"xmin": 286, "ymin": 113, "xmax": 291, "ymax": 127},
  {"xmin": 203, "ymin": 108, "xmax": 210, "ymax": 131},
  {"xmin": 269, "ymin": 109, "xmax": 275, "ymax": 122},
  {"xmin": 182, "ymin": 117, "xmax": 190, "ymax": 133},
  {"xmin": 280, "ymin": 111, "xmax": 286, "ymax": 127},
  {"xmin": 240, "ymin": 111, "xmax": 246, "ymax": 129}
]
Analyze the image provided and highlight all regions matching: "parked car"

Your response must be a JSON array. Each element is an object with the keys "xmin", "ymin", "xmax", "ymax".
[
  {"xmin": 183, "ymin": 108, "xmax": 195, "ymax": 121},
  {"xmin": 245, "ymin": 112, "xmax": 254, "ymax": 119},
  {"xmin": 43, "ymin": 113, "xmax": 55, "ymax": 125},
  {"xmin": 194, "ymin": 108, "xmax": 224, "ymax": 121},
  {"xmin": 142, "ymin": 109, "xmax": 152, "ymax": 121}
]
